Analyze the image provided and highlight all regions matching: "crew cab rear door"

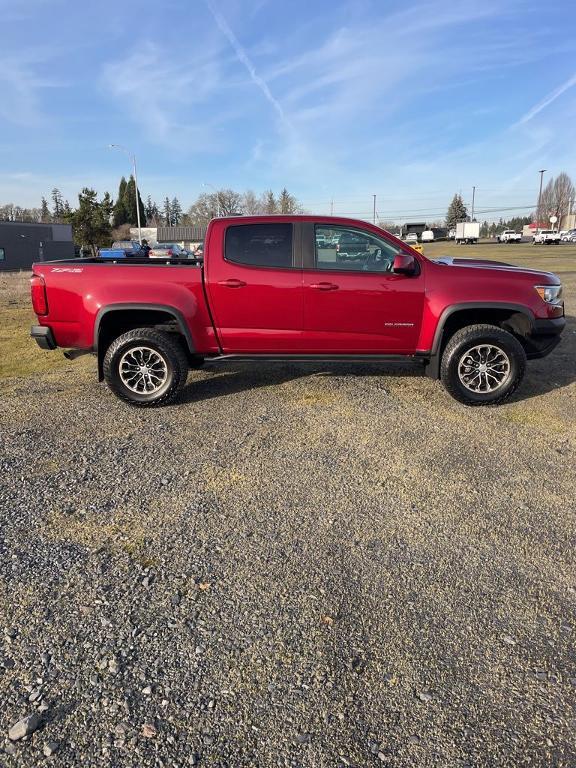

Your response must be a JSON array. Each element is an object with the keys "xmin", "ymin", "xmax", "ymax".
[
  {"xmin": 301, "ymin": 223, "xmax": 425, "ymax": 353},
  {"xmin": 205, "ymin": 220, "xmax": 304, "ymax": 353}
]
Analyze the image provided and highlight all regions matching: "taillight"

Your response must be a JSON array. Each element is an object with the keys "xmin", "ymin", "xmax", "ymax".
[
  {"xmin": 167, "ymin": 249, "xmax": 173, "ymax": 256},
  {"xmin": 31, "ymin": 275, "xmax": 48, "ymax": 315}
]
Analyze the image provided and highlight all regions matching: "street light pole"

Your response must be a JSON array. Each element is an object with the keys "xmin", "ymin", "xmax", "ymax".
[
  {"xmin": 372, "ymin": 194, "xmax": 376, "ymax": 224},
  {"xmin": 109, "ymin": 144, "xmax": 142, "ymax": 244},
  {"xmin": 471, "ymin": 186, "xmax": 476, "ymax": 221},
  {"xmin": 537, "ymin": 169, "xmax": 546, "ymax": 230}
]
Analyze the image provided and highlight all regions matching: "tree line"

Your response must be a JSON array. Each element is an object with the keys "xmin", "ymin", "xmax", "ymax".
[{"xmin": 0, "ymin": 182, "xmax": 303, "ymax": 254}]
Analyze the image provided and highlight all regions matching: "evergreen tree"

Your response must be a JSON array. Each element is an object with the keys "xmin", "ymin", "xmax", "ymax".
[
  {"xmin": 123, "ymin": 175, "xmax": 145, "ymax": 227},
  {"xmin": 40, "ymin": 197, "xmax": 50, "ymax": 223},
  {"xmin": 113, "ymin": 177, "xmax": 129, "ymax": 227},
  {"xmin": 446, "ymin": 193, "xmax": 468, "ymax": 230},
  {"xmin": 262, "ymin": 190, "xmax": 277, "ymax": 214},
  {"xmin": 61, "ymin": 200, "xmax": 73, "ymax": 222},
  {"xmin": 69, "ymin": 188, "xmax": 112, "ymax": 256},
  {"xmin": 279, "ymin": 188, "xmax": 299, "ymax": 214},
  {"xmin": 163, "ymin": 197, "xmax": 172, "ymax": 226},
  {"xmin": 171, "ymin": 197, "xmax": 182, "ymax": 225},
  {"xmin": 51, "ymin": 188, "xmax": 64, "ymax": 221}
]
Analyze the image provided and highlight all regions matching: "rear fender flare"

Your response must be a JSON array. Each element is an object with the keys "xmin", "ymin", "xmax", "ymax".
[{"xmin": 94, "ymin": 303, "xmax": 195, "ymax": 380}]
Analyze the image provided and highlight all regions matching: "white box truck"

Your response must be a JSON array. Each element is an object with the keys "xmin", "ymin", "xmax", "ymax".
[{"xmin": 455, "ymin": 222, "xmax": 480, "ymax": 244}]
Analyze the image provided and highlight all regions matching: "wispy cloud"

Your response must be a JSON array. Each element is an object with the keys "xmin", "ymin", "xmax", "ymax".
[
  {"xmin": 514, "ymin": 71, "xmax": 576, "ymax": 127},
  {"xmin": 101, "ymin": 42, "xmax": 230, "ymax": 150},
  {"xmin": 0, "ymin": 51, "xmax": 63, "ymax": 126},
  {"xmin": 204, "ymin": 0, "xmax": 290, "ymax": 129}
]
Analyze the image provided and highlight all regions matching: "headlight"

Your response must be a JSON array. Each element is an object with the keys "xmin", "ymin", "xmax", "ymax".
[{"xmin": 535, "ymin": 285, "xmax": 563, "ymax": 304}]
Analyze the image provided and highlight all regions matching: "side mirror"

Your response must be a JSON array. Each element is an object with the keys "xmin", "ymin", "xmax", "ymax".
[{"xmin": 393, "ymin": 253, "xmax": 417, "ymax": 275}]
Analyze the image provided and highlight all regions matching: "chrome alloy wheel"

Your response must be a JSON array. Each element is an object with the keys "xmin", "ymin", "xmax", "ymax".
[
  {"xmin": 119, "ymin": 346, "xmax": 168, "ymax": 394},
  {"xmin": 457, "ymin": 344, "xmax": 511, "ymax": 393}
]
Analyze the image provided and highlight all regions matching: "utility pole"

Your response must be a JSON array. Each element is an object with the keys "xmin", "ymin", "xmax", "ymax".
[
  {"xmin": 372, "ymin": 194, "xmax": 376, "ymax": 224},
  {"xmin": 108, "ymin": 144, "xmax": 142, "ymax": 243},
  {"xmin": 471, "ymin": 186, "xmax": 476, "ymax": 221},
  {"xmin": 330, "ymin": 197, "xmax": 334, "ymax": 216},
  {"xmin": 537, "ymin": 169, "xmax": 546, "ymax": 229}
]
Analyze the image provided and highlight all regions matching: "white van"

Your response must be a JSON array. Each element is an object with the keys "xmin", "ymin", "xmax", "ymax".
[{"xmin": 421, "ymin": 230, "xmax": 434, "ymax": 242}]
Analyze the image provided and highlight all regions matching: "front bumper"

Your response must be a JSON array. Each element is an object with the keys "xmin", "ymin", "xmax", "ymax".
[
  {"xmin": 525, "ymin": 316, "xmax": 565, "ymax": 359},
  {"xmin": 31, "ymin": 325, "xmax": 56, "ymax": 350}
]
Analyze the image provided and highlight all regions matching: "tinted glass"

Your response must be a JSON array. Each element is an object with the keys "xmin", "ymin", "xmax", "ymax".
[
  {"xmin": 0, "ymin": 248, "xmax": 4, "ymax": 261},
  {"xmin": 225, "ymin": 224, "xmax": 293, "ymax": 268},
  {"xmin": 315, "ymin": 225, "xmax": 400, "ymax": 272}
]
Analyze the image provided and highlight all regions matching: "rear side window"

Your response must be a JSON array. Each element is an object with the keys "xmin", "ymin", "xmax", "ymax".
[
  {"xmin": 0, "ymin": 248, "xmax": 4, "ymax": 261},
  {"xmin": 225, "ymin": 224, "xmax": 293, "ymax": 268}
]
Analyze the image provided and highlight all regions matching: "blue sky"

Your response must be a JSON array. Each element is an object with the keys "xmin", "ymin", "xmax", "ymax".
[{"xmin": 1, "ymin": 0, "xmax": 575, "ymax": 222}]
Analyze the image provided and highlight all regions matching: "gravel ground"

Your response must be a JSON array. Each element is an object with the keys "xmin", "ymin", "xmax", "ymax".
[{"xmin": 1, "ymin": 269, "xmax": 575, "ymax": 767}]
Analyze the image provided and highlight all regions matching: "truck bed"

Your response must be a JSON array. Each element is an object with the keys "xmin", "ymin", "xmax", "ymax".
[{"xmin": 31, "ymin": 257, "xmax": 218, "ymax": 354}]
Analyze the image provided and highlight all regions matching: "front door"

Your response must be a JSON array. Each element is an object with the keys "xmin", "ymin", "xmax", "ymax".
[
  {"xmin": 302, "ymin": 223, "xmax": 425, "ymax": 353},
  {"xmin": 205, "ymin": 221, "xmax": 304, "ymax": 353}
]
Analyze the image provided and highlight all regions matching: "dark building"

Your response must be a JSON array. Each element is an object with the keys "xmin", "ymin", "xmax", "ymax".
[{"xmin": 0, "ymin": 221, "xmax": 75, "ymax": 271}]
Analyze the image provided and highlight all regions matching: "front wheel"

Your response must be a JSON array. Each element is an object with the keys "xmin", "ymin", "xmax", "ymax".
[
  {"xmin": 103, "ymin": 328, "xmax": 189, "ymax": 407},
  {"xmin": 440, "ymin": 325, "xmax": 526, "ymax": 406}
]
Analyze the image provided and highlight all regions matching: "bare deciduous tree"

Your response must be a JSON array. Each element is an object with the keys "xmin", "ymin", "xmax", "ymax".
[{"xmin": 537, "ymin": 172, "xmax": 575, "ymax": 226}]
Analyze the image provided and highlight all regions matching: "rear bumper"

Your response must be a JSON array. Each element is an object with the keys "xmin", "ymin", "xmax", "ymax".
[
  {"xmin": 31, "ymin": 325, "xmax": 57, "ymax": 350},
  {"xmin": 525, "ymin": 316, "xmax": 565, "ymax": 359}
]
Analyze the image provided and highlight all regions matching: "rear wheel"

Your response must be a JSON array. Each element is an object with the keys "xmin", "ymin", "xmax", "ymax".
[
  {"xmin": 440, "ymin": 324, "xmax": 526, "ymax": 406},
  {"xmin": 103, "ymin": 328, "xmax": 189, "ymax": 407}
]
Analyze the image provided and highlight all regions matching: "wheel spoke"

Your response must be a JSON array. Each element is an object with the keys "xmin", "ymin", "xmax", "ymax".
[
  {"xmin": 118, "ymin": 346, "xmax": 168, "ymax": 396},
  {"xmin": 457, "ymin": 343, "xmax": 510, "ymax": 394}
]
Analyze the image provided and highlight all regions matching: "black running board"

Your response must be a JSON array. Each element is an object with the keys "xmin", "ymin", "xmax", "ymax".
[{"xmin": 205, "ymin": 354, "xmax": 427, "ymax": 364}]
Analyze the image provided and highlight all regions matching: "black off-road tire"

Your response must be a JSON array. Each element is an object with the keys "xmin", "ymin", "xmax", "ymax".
[
  {"xmin": 103, "ymin": 328, "xmax": 189, "ymax": 407},
  {"xmin": 440, "ymin": 324, "xmax": 526, "ymax": 406}
]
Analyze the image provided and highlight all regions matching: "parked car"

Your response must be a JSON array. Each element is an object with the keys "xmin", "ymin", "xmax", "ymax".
[
  {"xmin": 497, "ymin": 230, "xmax": 522, "ymax": 243},
  {"xmin": 533, "ymin": 230, "xmax": 561, "ymax": 245},
  {"xmin": 560, "ymin": 229, "xmax": 576, "ymax": 242},
  {"xmin": 421, "ymin": 230, "xmax": 434, "ymax": 242},
  {"xmin": 31, "ymin": 215, "xmax": 565, "ymax": 408},
  {"xmin": 404, "ymin": 232, "xmax": 419, "ymax": 244},
  {"xmin": 455, "ymin": 222, "xmax": 480, "ymax": 244},
  {"xmin": 149, "ymin": 242, "xmax": 186, "ymax": 258},
  {"xmin": 99, "ymin": 240, "xmax": 146, "ymax": 259}
]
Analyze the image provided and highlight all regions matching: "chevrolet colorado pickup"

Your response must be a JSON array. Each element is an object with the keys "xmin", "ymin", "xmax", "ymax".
[{"xmin": 30, "ymin": 215, "xmax": 565, "ymax": 407}]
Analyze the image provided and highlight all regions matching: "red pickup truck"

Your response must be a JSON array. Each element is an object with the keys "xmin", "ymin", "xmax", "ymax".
[{"xmin": 30, "ymin": 215, "xmax": 565, "ymax": 407}]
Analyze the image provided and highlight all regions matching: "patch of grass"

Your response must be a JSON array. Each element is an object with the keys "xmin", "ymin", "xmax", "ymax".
[
  {"xmin": 0, "ymin": 305, "xmax": 71, "ymax": 379},
  {"xmin": 46, "ymin": 508, "xmax": 152, "ymax": 565},
  {"xmin": 500, "ymin": 406, "xmax": 568, "ymax": 432}
]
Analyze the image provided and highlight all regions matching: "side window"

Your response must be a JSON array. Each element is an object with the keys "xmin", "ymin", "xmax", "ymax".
[
  {"xmin": 225, "ymin": 224, "xmax": 293, "ymax": 268},
  {"xmin": 315, "ymin": 226, "xmax": 400, "ymax": 272},
  {"xmin": 0, "ymin": 248, "xmax": 4, "ymax": 261}
]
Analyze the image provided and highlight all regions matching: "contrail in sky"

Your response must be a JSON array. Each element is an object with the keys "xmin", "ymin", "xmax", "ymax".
[{"xmin": 205, "ymin": 0, "xmax": 290, "ymax": 129}]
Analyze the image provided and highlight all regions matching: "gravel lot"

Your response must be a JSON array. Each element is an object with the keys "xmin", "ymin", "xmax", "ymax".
[{"xmin": 1, "ymin": 252, "xmax": 575, "ymax": 766}]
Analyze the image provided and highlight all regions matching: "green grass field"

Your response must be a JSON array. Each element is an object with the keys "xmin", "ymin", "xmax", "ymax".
[{"xmin": 423, "ymin": 239, "xmax": 576, "ymax": 275}]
